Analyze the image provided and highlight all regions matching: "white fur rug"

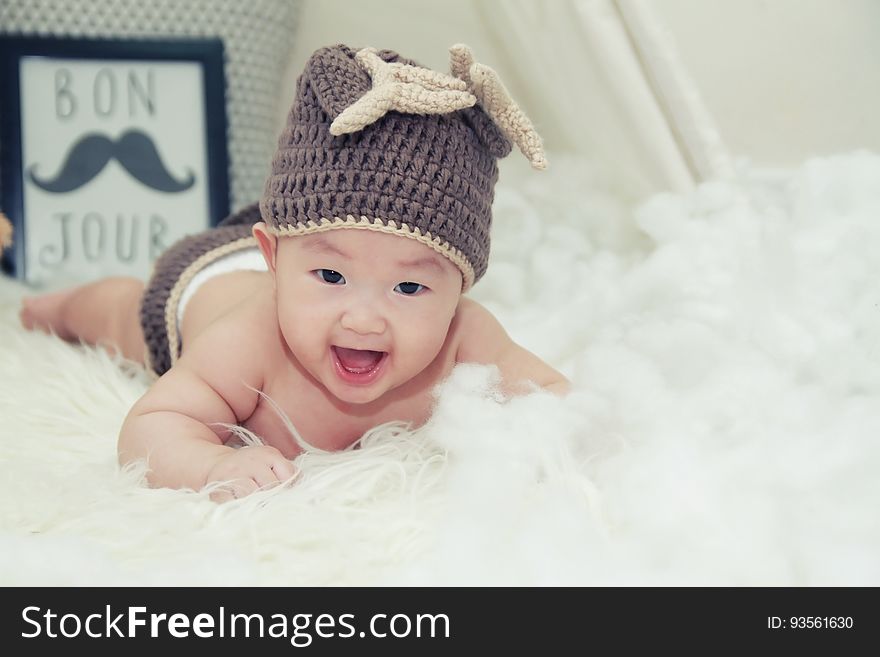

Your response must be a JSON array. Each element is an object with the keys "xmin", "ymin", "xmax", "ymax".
[{"xmin": 2, "ymin": 152, "xmax": 878, "ymax": 585}]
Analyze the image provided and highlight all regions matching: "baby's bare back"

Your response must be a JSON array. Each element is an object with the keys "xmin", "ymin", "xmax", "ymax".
[{"xmin": 178, "ymin": 271, "xmax": 456, "ymax": 458}]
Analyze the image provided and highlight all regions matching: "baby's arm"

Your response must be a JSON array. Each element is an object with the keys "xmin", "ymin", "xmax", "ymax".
[
  {"xmin": 118, "ymin": 318, "xmax": 295, "ymax": 498},
  {"xmin": 455, "ymin": 298, "xmax": 571, "ymax": 396}
]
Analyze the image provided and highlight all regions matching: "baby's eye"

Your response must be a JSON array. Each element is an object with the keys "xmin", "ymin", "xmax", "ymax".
[
  {"xmin": 394, "ymin": 281, "xmax": 425, "ymax": 295},
  {"xmin": 314, "ymin": 269, "xmax": 345, "ymax": 285}
]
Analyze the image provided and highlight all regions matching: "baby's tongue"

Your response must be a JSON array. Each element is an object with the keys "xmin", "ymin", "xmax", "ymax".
[{"xmin": 335, "ymin": 347, "xmax": 383, "ymax": 372}]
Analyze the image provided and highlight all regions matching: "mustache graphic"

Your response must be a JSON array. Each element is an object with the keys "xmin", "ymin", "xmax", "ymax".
[{"xmin": 28, "ymin": 129, "xmax": 196, "ymax": 193}]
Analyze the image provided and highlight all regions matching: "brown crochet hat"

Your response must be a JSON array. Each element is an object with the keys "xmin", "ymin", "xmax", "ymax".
[{"xmin": 259, "ymin": 44, "xmax": 546, "ymax": 289}]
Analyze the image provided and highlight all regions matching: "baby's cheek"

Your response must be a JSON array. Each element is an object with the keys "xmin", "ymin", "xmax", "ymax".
[
  {"xmin": 401, "ymin": 324, "xmax": 447, "ymax": 367},
  {"xmin": 279, "ymin": 317, "xmax": 316, "ymax": 357}
]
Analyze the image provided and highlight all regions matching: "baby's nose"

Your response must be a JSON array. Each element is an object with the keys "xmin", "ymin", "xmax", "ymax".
[{"xmin": 340, "ymin": 304, "xmax": 387, "ymax": 335}]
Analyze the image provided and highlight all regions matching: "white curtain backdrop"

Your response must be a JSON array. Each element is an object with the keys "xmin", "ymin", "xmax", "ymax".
[
  {"xmin": 615, "ymin": 0, "xmax": 734, "ymax": 182},
  {"xmin": 474, "ymin": 0, "xmax": 731, "ymax": 198}
]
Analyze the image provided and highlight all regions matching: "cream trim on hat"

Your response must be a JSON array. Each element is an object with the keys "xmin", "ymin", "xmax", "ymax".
[{"xmin": 266, "ymin": 215, "xmax": 475, "ymax": 290}]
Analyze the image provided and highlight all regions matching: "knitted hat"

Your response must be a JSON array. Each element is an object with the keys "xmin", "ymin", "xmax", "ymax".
[{"xmin": 259, "ymin": 44, "xmax": 546, "ymax": 289}]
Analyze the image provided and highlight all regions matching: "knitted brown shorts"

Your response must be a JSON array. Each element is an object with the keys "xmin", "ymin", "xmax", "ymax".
[{"xmin": 139, "ymin": 203, "xmax": 261, "ymax": 377}]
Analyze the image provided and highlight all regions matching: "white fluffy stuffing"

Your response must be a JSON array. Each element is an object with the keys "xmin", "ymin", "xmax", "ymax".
[{"xmin": 1, "ymin": 151, "xmax": 878, "ymax": 585}]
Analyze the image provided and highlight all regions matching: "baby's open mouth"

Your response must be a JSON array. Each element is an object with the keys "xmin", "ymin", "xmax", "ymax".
[{"xmin": 331, "ymin": 346, "xmax": 388, "ymax": 383}]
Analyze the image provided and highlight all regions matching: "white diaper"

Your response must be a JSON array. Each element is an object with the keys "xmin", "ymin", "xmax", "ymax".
[{"xmin": 176, "ymin": 247, "xmax": 268, "ymax": 329}]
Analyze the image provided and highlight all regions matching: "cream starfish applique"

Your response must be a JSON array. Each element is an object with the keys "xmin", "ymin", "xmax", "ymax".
[
  {"xmin": 329, "ymin": 48, "xmax": 477, "ymax": 136},
  {"xmin": 449, "ymin": 44, "xmax": 547, "ymax": 170},
  {"xmin": 330, "ymin": 45, "xmax": 547, "ymax": 170}
]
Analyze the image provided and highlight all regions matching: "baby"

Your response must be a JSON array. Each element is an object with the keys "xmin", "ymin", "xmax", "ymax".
[{"xmin": 19, "ymin": 44, "xmax": 569, "ymax": 501}]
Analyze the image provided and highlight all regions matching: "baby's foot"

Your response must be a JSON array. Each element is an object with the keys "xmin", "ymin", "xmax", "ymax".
[{"xmin": 19, "ymin": 290, "xmax": 75, "ymax": 339}]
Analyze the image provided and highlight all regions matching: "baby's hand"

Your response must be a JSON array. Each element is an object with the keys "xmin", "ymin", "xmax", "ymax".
[{"xmin": 204, "ymin": 445, "xmax": 297, "ymax": 503}]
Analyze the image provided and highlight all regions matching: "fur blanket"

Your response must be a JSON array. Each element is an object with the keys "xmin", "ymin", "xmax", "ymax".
[{"xmin": 1, "ymin": 153, "xmax": 878, "ymax": 585}]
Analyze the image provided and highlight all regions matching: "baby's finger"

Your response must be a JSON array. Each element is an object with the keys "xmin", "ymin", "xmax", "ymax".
[
  {"xmin": 217, "ymin": 479, "xmax": 259, "ymax": 502},
  {"xmin": 251, "ymin": 465, "xmax": 280, "ymax": 490},
  {"xmin": 270, "ymin": 457, "xmax": 297, "ymax": 482},
  {"xmin": 209, "ymin": 485, "xmax": 234, "ymax": 504}
]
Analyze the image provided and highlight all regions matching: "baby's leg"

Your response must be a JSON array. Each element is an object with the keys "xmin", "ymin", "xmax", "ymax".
[{"xmin": 20, "ymin": 277, "xmax": 146, "ymax": 363}]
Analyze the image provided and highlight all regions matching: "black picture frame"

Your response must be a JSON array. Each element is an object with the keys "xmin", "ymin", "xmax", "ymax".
[{"xmin": 0, "ymin": 35, "xmax": 229, "ymax": 281}]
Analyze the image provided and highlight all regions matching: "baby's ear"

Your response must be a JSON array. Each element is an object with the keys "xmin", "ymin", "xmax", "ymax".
[{"xmin": 252, "ymin": 222, "xmax": 278, "ymax": 275}]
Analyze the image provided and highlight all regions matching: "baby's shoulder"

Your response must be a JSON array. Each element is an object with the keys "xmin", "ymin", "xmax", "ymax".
[
  {"xmin": 452, "ymin": 296, "xmax": 488, "ymax": 330},
  {"xmin": 451, "ymin": 297, "xmax": 512, "ymax": 363},
  {"xmin": 182, "ymin": 288, "xmax": 281, "ymax": 378},
  {"xmin": 453, "ymin": 296, "xmax": 507, "ymax": 331}
]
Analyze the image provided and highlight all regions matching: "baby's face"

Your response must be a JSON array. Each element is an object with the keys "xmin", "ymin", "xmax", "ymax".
[{"xmin": 272, "ymin": 229, "xmax": 463, "ymax": 404}]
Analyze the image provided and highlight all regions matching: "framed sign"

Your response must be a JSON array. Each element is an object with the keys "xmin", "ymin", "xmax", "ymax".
[{"xmin": 0, "ymin": 36, "xmax": 229, "ymax": 284}]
